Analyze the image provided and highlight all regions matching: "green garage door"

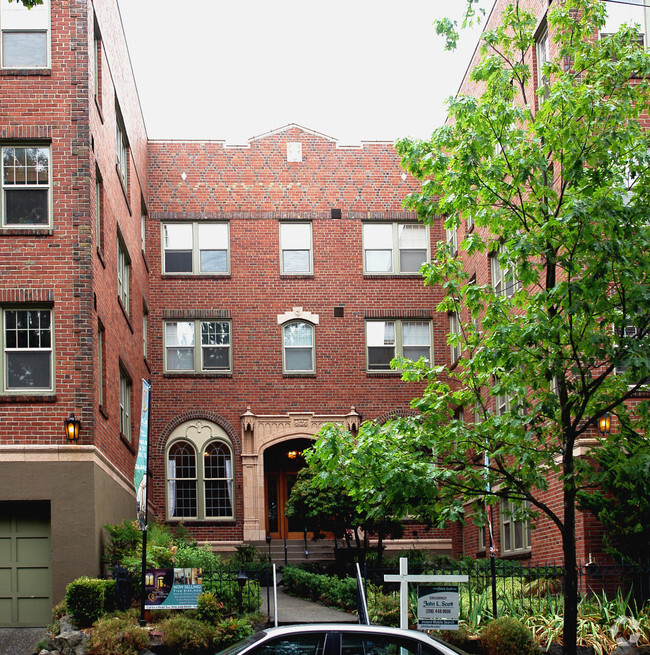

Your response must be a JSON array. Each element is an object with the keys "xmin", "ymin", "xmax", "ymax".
[{"xmin": 0, "ymin": 501, "xmax": 52, "ymax": 627}]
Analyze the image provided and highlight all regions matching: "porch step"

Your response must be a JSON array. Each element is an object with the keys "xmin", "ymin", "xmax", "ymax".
[{"xmin": 252, "ymin": 539, "xmax": 335, "ymax": 564}]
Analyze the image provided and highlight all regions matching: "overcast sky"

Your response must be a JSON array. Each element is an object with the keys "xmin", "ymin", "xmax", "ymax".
[{"xmin": 116, "ymin": 1, "xmax": 492, "ymax": 146}]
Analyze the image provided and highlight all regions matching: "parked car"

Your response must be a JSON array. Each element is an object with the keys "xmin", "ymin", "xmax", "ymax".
[{"xmin": 216, "ymin": 623, "xmax": 469, "ymax": 655}]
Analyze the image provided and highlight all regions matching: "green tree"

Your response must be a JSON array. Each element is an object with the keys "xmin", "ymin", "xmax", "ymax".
[{"xmin": 309, "ymin": 2, "xmax": 650, "ymax": 654}]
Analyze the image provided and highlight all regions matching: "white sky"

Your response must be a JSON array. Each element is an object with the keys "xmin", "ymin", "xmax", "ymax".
[{"xmin": 116, "ymin": 1, "xmax": 491, "ymax": 146}]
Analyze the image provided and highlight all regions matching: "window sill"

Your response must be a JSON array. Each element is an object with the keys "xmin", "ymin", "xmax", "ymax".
[
  {"xmin": 1, "ymin": 68, "xmax": 51, "ymax": 76},
  {"xmin": 94, "ymin": 95, "xmax": 104, "ymax": 123},
  {"xmin": 163, "ymin": 372, "xmax": 232, "ymax": 378},
  {"xmin": 0, "ymin": 393, "xmax": 56, "ymax": 403},
  {"xmin": 280, "ymin": 274, "xmax": 314, "ymax": 279},
  {"xmin": 99, "ymin": 404, "xmax": 109, "ymax": 420},
  {"xmin": 116, "ymin": 164, "xmax": 131, "ymax": 214},
  {"xmin": 283, "ymin": 373, "xmax": 316, "ymax": 378},
  {"xmin": 120, "ymin": 433, "xmax": 135, "ymax": 454},
  {"xmin": 162, "ymin": 273, "xmax": 231, "ymax": 279},
  {"xmin": 167, "ymin": 517, "xmax": 236, "ymax": 524},
  {"xmin": 366, "ymin": 371, "xmax": 402, "ymax": 377},
  {"xmin": 96, "ymin": 247, "xmax": 106, "ymax": 268},
  {"xmin": 500, "ymin": 550, "xmax": 532, "ymax": 561},
  {"xmin": 141, "ymin": 250, "xmax": 149, "ymax": 273},
  {"xmin": 0, "ymin": 227, "xmax": 53, "ymax": 236},
  {"xmin": 363, "ymin": 273, "xmax": 424, "ymax": 279}
]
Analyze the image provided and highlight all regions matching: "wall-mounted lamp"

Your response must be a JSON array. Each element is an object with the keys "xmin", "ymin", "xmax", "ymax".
[
  {"xmin": 64, "ymin": 412, "xmax": 81, "ymax": 442},
  {"xmin": 598, "ymin": 412, "xmax": 611, "ymax": 436}
]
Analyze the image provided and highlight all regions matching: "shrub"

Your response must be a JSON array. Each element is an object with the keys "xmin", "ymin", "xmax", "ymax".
[
  {"xmin": 201, "ymin": 576, "xmax": 262, "ymax": 614},
  {"xmin": 65, "ymin": 577, "xmax": 116, "ymax": 628},
  {"xmin": 87, "ymin": 613, "xmax": 149, "ymax": 655},
  {"xmin": 281, "ymin": 566, "xmax": 357, "ymax": 610},
  {"xmin": 159, "ymin": 614, "xmax": 215, "ymax": 654},
  {"xmin": 214, "ymin": 617, "xmax": 254, "ymax": 649},
  {"xmin": 196, "ymin": 591, "xmax": 225, "ymax": 624},
  {"xmin": 481, "ymin": 617, "xmax": 537, "ymax": 655}
]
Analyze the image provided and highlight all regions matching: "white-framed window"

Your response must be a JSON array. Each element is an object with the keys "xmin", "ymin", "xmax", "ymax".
[
  {"xmin": 142, "ymin": 303, "xmax": 148, "ymax": 361},
  {"xmin": 93, "ymin": 19, "xmax": 102, "ymax": 105},
  {"xmin": 366, "ymin": 319, "xmax": 431, "ymax": 371},
  {"xmin": 166, "ymin": 420, "xmax": 234, "ymax": 520},
  {"xmin": 490, "ymin": 248, "xmax": 519, "ymax": 298},
  {"xmin": 95, "ymin": 168, "xmax": 103, "ymax": 252},
  {"xmin": 601, "ymin": 0, "xmax": 649, "ymax": 46},
  {"xmin": 164, "ymin": 319, "xmax": 232, "ymax": 373},
  {"xmin": 363, "ymin": 222, "xmax": 428, "ymax": 274},
  {"xmin": 116, "ymin": 106, "xmax": 129, "ymax": 191},
  {"xmin": 500, "ymin": 499, "xmax": 531, "ymax": 555},
  {"xmin": 477, "ymin": 523, "xmax": 487, "ymax": 552},
  {"xmin": 446, "ymin": 225, "xmax": 458, "ymax": 256},
  {"xmin": 280, "ymin": 222, "xmax": 312, "ymax": 274},
  {"xmin": 119, "ymin": 365, "xmax": 132, "ymax": 441},
  {"xmin": 162, "ymin": 222, "xmax": 229, "ymax": 274},
  {"xmin": 449, "ymin": 311, "xmax": 461, "ymax": 365},
  {"xmin": 3, "ymin": 308, "xmax": 52, "ymax": 392},
  {"xmin": 535, "ymin": 20, "xmax": 550, "ymax": 101},
  {"xmin": 2, "ymin": 145, "xmax": 51, "ymax": 227},
  {"xmin": 283, "ymin": 321, "xmax": 315, "ymax": 373},
  {"xmin": 97, "ymin": 320, "xmax": 105, "ymax": 407},
  {"xmin": 0, "ymin": 0, "xmax": 50, "ymax": 69},
  {"xmin": 117, "ymin": 232, "xmax": 130, "ymax": 312}
]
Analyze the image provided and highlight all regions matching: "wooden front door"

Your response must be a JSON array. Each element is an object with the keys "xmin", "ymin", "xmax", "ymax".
[{"xmin": 266, "ymin": 471, "xmax": 304, "ymax": 539}]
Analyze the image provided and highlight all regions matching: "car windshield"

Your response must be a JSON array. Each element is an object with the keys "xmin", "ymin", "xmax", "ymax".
[{"xmin": 215, "ymin": 631, "xmax": 268, "ymax": 655}]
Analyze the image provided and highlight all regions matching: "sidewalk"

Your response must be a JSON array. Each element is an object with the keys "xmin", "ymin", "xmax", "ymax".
[
  {"xmin": 260, "ymin": 585, "xmax": 358, "ymax": 625},
  {"xmin": 0, "ymin": 627, "xmax": 47, "ymax": 655}
]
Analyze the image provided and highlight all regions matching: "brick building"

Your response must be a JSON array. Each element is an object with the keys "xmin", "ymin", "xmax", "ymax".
[{"xmin": 0, "ymin": 0, "xmax": 453, "ymax": 626}]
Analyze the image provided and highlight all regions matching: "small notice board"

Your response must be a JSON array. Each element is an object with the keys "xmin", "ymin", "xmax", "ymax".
[{"xmin": 417, "ymin": 584, "xmax": 460, "ymax": 631}]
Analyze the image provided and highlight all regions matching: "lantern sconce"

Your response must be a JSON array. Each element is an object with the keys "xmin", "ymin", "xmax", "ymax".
[
  {"xmin": 64, "ymin": 412, "xmax": 81, "ymax": 443},
  {"xmin": 598, "ymin": 412, "xmax": 611, "ymax": 436}
]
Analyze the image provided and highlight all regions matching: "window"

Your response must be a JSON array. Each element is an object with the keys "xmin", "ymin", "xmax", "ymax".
[
  {"xmin": 477, "ymin": 523, "xmax": 487, "ymax": 552},
  {"xmin": 142, "ymin": 304, "xmax": 148, "ymax": 361},
  {"xmin": 140, "ymin": 210, "xmax": 146, "ymax": 253},
  {"xmin": 490, "ymin": 248, "xmax": 518, "ymax": 297},
  {"xmin": 449, "ymin": 311, "xmax": 461, "ymax": 365},
  {"xmin": 95, "ymin": 168, "xmax": 103, "ymax": 252},
  {"xmin": 164, "ymin": 320, "xmax": 232, "ymax": 373},
  {"xmin": 117, "ymin": 233, "xmax": 130, "ymax": 313},
  {"xmin": 2, "ymin": 145, "xmax": 50, "ymax": 227},
  {"xmin": 446, "ymin": 225, "xmax": 458, "ymax": 255},
  {"xmin": 162, "ymin": 222, "xmax": 229, "ymax": 274},
  {"xmin": 283, "ymin": 321, "xmax": 314, "ymax": 373},
  {"xmin": 116, "ymin": 106, "xmax": 129, "ymax": 191},
  {"xmin": 500, "ymin": 499, "xmax": 531, "ymax": 555},
  {"xmin": 366, "ymin": 320, "xmax": 431, "ymax": 371},
  {"xmin": 98, "ymin": 320, "xmax": 105, "ymax": 407},
  {"xmin": 119, "ymin": 366, "xmax": 132, "ymax": 441},
  {"xmin": 1, "ymin": 0, "xmax": 49, "ymax": 68},
  {"xmin": 363, "ymin": 223, "xmax": 428, "ymax": 274},
  {"xmin": 93, "ymin": 20, "xmax": 102, "ymax": 105},
  {"xmin": 280, "ymin": 222, "xmax": 312, "ymax": 274},
  {"xmin": 535, "ymin": 21, "xmax": 550, "ymax": 101},
  {"xmin": 166, "ymin": 420, "xmax": 234, "ymax": 520},
  {"xmin": 602, "ymin": 0, "xmax": 649, "ymax": 46},
  {"xmin": 3, "ymin": 309, "xmax": 52, "ymax": 391}
]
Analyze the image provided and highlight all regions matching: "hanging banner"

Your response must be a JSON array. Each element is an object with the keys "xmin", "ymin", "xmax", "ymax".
[
  {"xmin": 134, "ymin": 379, "xmax": 151, "ymax": 530},
  {"xmin": 417, "ymin": 584, "xmax": 460, "ymax": 631},
  {"xmin": 145, "ymin": 568, "xmax": 203, "ymax": 609}
]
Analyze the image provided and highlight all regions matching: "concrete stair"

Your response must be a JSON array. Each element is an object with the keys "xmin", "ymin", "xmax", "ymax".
[{"xmin": 253, "ymin": 539, "xmax": 336, "ymax": 564}]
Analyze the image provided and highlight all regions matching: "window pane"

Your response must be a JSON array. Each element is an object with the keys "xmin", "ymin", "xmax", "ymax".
[
  {"xmin": 198, "ymin": 223, "xmax": 227, "ymax": 248},
  {"xmin": 403, "ymin": 322, "xmax": 430, "ymax": 345},
  {"xmin": 283, "ymin": 250, "xmax": 310, "ymax": 272},
  {"xmin": 367, "ymin": 321, "xmax": 395, "ymax": 346},
  {"xmin": 166, "ymin": 322, "xmax": 194, "ymax": 346},
  {"xmin": 398, "ymin": 224, "xmax": 426, "ymax": 248},
  {"xmin": 205, "ymin": 480, "xmax": 233, "ymax": 517},
  {"xmin": 167, "ymin": 347, "xmax": 193, "ymax": 370},
  {"xmin": 199, "ymin": 249, "xmax": 227, "ymax": 272},
  {"xmin": 403, "ymin": 346, "xmax": 430, "ymax": 361},
  {"xmin": 5, "ymin": 189, "xmax": 49, "ymax": 224},
  {"xmin": 365, "ymin": 250, "xmax": 392, "ymax": 272},
  {"xmin": 171, "ymin": 480, "xmax": 197, "ymax": 518},
  {"xmin": 2, "ymin": 32, "xmax": 47, "ymax": 67},
  {"xmin": 165, "ymin": 251, "xmax": 192, "ymax": 272},
  {"xmin": 258, "ymin": 635, "xmax": 326, "ymax": 655},
  {"xmin": 204, "ymin": 442, "xmax": 229, "ymax": 478},
  {"xmin": 284, "ymin": 323, "xmax": 313, "ymax": 347},
  {"xmin": 164, "ymin": 223, "xmax": 192, "ymax": 249},
  {"xmin": 342, "ymin": 634, "xmax": 419, "ymax": 655},
  {"xmin": 202, "ymin": 347, "xmax": 229, "ymax": 370},
  {"xmin": 514, "ymin": 520, "xmax": 524, "ymax": 550},
  {"xmin": 285, "ymin": 348, "xmax": 312, "ymax": 371},
  {"xmin": 399, "ymin": 249, "xmax": 426, "ymax": 272},
  {"xmin": 281, "ymin": 223, "xmax": 311, "ymax": 248},
  {"xmin": 368, "ymin": 346, "xmax": 395, "ymax": 370},
  {"xmin": 364, "ymin": 223, "xmax": 392, "ymax": 248},
  {"xmin": 6, "ymin": 351, "xmax": 50, "ymax": 388},
  {"xmin": 201, "ymin": 322, "xmax": 230, "ymax": 345}
]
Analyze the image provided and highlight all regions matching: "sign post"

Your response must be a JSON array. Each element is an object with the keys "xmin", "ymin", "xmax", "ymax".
[
  {"xmin": 135, "ymin": 379, "xmax": 151, "ymax": 627},
  {"xmin": 384, "ymin": 557, "xmax": 468, "ymax": 631}
]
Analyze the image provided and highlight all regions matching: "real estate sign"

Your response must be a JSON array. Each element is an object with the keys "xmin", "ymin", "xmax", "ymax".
[
  {"xmin": 145, "ymin": 568, "xmax": 203, "ymax": 610},
  {"xmin": 417, "ymin": 584, "xmax": 460, "ymax": 631}
]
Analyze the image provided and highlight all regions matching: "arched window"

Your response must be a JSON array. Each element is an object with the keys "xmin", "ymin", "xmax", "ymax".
[
  {"xmin": 283, "ymin": 321, "xmax": 314, "ymax": 373},
  {"xmin": 166, "ymin": 420, "xmax": 234, "ymax": 521}
]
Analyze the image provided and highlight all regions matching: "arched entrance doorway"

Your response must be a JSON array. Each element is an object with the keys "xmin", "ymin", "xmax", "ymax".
[{"xmin": 264, "ymin": 438, "xmax": 312, "ymax": 539}]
